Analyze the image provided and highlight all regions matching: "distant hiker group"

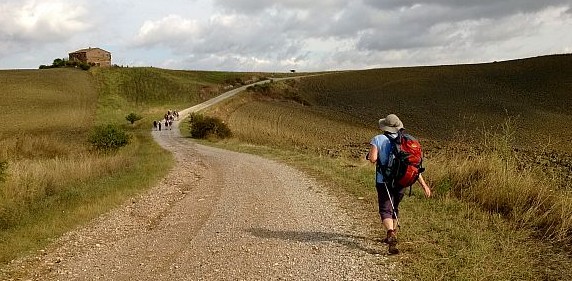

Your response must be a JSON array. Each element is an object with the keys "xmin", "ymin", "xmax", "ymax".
[{"xmin": 153, "ymin": 109, "xmax": 179, "ymax": 131}]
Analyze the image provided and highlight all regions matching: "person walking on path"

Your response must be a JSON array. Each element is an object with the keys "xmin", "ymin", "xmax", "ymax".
[{"xmin": 367, "ymin": 114, "xmax": 431, "ymax": 255}]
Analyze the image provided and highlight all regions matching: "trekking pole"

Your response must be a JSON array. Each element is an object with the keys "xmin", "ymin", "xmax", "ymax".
[{"xmin": 384, "ymin": 182, "xmax": 400, "ymax": 229}]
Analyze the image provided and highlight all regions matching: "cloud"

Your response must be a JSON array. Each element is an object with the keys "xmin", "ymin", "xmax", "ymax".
[
  {"xmin": 0, "ymin": 1, "xmax": 89, "ymax": 43},
  {"xmin": 212, "ymin": 0, "xmax": 347, "ymax": 14},
  {"xmin": 134, "ymin": 15, "xmax": 201, "ymax": 47},
  {"xmin": 353, "ymin": 2, "xmax": 572, "ymax": 53},
  {"xmin": 363, "ymin": 0, "xmax": 570, "ymax": 19},
  {"xmin": 0, "ymin": 0, "xmax": 90, "ymax": 58},
  {"xmin": 125, "ymin": 0, "xmax": 572, "ymax": 71},
  {"xmin": 132, "ymin": 12, "xmax": 309, "ymax": 70},
  {"xmin": 1, "ymin": 0, "xmax": 571, "ymax": 70}
]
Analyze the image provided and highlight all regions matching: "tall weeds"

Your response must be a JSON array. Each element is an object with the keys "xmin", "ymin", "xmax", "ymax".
[
  {"xmin": 0, "ymin": 148, "xmax": 133, "ymax": 230},
  {"xmin": 429, "ymin": 121, "xmax": 572, "ymax": 243}
]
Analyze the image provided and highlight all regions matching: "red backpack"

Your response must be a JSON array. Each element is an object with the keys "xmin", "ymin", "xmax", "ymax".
[{"xmin": 381, "ymin": 129, "xmax": 425, "ymax": 188}]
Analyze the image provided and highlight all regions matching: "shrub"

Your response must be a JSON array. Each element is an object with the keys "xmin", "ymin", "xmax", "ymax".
[
  {"xmin": 125, "ymin": 113, "xmax": 142, "ymax": 125},
  {"xmin": 246, "ymin": 83, "xmax": 271, "ymax": 93},
  {"xmin": 188, "ymin": 113, "xmax": 232, "ymax": 139},
  {"xmin": 79, "ymin": 62, "xmax": 91, "ymax": 70},
  {"xmin": 39, "ymin": 58, "xmax": 91, "ymax": 70},
  {"xmin": 52, "ymin": 58, "xmax": 66, "ymax": 67},
  {"xmin": 88, "ymin": 124, "xmax": 130, "ymax": 151},
  {"xmin": 65, "ymin": 60, "xmax": 77, "ymax": 67}
]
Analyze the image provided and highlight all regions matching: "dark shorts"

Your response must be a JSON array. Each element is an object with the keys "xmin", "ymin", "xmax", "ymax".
[{"xmin": 376, "ymin": 182, "xmax": 406, "ymax": 220}]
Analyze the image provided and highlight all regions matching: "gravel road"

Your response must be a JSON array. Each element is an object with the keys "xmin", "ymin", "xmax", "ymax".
[{"xmin": 2, "ymin": 81, "xmax": 396, "ymax": 280}]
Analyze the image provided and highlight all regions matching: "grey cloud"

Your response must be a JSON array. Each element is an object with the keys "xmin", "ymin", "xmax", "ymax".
[
  {"xmin": 213, "ymin": 0, "xmax": 347, "ymax": 14},
  {"xmin": 133, "ymin": 12, "xmax": 309, "ymax": 68},
  {"xmin": 177, "ymin": 51, "xmax": 307, "ymax": 72},
  {"xmin": 364, "ymin": 0, "xmax": 571, "ymax": 19},
  {"xmin": 212, "ymin": 0, "xmax": 269, "ymax": 13},
  {"xmin": 350, "ymin": 1, "xmax": 572, "ymax": 52},
  {"xmin": 192, "ymin": 16, "xmax": 301, "ymax": 59}
]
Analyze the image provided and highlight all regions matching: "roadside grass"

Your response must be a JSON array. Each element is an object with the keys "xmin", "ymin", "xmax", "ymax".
[
  {"xmin": 192, "ymin": 80, "xmax": 572, "ymax": 279},
  {"xmin": 0, "ymin": 129, "xmax": 172, "ymax": 265},
  {"xmin": 0, "ymin": 68, "xmax": 174, "ymax": 264}
]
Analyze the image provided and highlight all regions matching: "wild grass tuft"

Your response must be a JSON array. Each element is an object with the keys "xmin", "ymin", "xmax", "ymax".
[{"xmin": 427, "ymin": 120, "xmax": 572, "ymax": 243}]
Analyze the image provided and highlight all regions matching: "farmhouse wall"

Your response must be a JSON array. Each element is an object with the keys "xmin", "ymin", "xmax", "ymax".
[{"xmin": 69, "ymin": 47, "xmax": 112, "ymax": 67}]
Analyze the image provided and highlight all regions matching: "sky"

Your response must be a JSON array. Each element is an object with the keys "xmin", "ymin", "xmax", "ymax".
[{"xmin": 0, "ymin": 0, "xmax": 571, "ymax": 72}]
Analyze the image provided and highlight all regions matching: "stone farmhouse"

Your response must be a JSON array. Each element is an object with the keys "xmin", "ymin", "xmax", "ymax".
[{"xmin": 68, "ymin": 47, "xmax": 111, "ymax": 67}]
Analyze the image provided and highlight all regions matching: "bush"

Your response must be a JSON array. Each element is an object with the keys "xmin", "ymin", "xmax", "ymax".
[
  {"xmin": 38, "ymin": 58, "xmax": 91, "ymax": 71},
  {"xmin": 188, "ymin": 113, "xmax": 232, "ymax": 139},
  {"xmin": 79, "ymin": 62, "xmax": 91, "ymax": 70},
  {"xmin": 246, "ymin": 83, "xmax": 271, "ymax": 93},
  {"xmin": 125, "ymin": 112, "xmax": 142, "ymax": 125},
  {"xmin": 52, "ymin": 58, "xmax": 66, "ymax": 67},
  {"xmin": 88, "ymin": 124, "xmax": 130, "ymax": 151}
]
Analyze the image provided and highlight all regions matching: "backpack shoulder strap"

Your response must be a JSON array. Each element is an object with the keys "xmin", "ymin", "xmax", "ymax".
[
  {"xmin": 384, "ymin": 129, "xmax": 406, "ymax": 144},
  {"xmin": 383, "ymin": 131, "xmax": 397, "ymax": 143}
]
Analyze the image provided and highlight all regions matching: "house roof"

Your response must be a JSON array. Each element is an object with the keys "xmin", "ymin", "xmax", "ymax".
[{"xmin": 69, "ymin": 47, "xmax": 110, "ymax": 54}]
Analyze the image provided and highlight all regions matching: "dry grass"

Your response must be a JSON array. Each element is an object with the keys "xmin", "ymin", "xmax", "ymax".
[
  {"xmin": 0, "ymin": 69, "xmax": 100, "ymax": 226},
  {"xmin": 429, "ymin": 140, "xmax": 572, "ymax": 244},
  {"xmin": 205, "ymin": 90, "xmax": 375, "ymax": 159},
  {"xmin": 0, "ymin": 68, "xmax": 165, "ymax": 263}
]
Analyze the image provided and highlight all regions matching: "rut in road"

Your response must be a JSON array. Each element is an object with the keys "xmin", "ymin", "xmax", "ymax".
[{"xmin": 3, "ymin": 81, "xmax": 396, "ymax": 280}]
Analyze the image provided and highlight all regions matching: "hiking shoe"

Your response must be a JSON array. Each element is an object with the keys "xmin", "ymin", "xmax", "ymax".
[
  {"xmin": 384, "ymin": 230, "xmax": 398, "ymax": 244},
  {"xmin": 388, "ymin": 244, "xmax": 400, "ymax": 255},
  {"xmin": 385, "ymin": 230, "xmax": 399, "ymax": 255}
]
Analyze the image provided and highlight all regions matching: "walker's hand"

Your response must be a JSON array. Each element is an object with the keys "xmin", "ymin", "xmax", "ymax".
[
  {"xmin": 423, "ymin": 186, "xmax": 432, "ymax": 197},
  {"xmin": 418, "ymin": 175, "xmax": 431, "ymax": 197}
]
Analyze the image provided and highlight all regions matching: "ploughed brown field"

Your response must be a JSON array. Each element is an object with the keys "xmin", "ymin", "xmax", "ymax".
[
  {"xmin": 298, "ymin": 55, "xmax": 570, "ymax": 147},
  {"xmin": 219, "ymin": 54, "xmax": 572, "ymax": 188}
]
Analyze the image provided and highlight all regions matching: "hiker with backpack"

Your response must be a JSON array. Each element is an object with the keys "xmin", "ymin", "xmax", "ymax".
[{"xmin": 367, "ymin": 114, "xmax": 431, "ymax": 254}]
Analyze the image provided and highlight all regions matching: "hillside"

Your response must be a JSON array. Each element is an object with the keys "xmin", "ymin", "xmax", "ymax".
[
  {"xmin": 206, "ymin": 55, "xmax": 572, "ymax": 188},
  {"xmin": 0, "ymin": 68, "xmax": 98, "ymax": 144},
  {"xmin": 202, "ymin": 55, "xmax": 572, "ymax": 280},
  {"xmin": 294, "ymin": 54, "xmax": 572, "ymax": 152}
]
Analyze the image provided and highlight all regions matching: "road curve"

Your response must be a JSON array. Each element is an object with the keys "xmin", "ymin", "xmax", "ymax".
[{"xmin": 2, "ymin": 79, "xmax": 394, "ymax": 280}]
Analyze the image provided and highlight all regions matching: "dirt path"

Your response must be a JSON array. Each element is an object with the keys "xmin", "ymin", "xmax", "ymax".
[{"xmin": 3, "ymin": 81, "xmax": 395, "ymax": 280}]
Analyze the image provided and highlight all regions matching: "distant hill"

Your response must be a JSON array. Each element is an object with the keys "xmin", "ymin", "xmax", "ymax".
[{"xmin": 294, "ymin": 54, "xmax": 572, "ymax": 152}]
